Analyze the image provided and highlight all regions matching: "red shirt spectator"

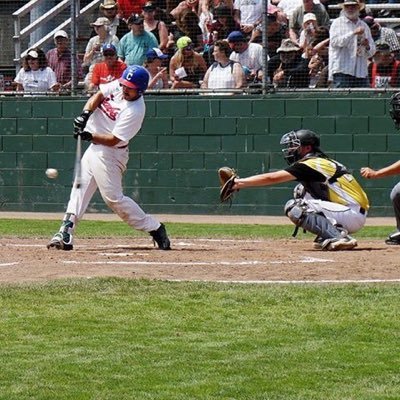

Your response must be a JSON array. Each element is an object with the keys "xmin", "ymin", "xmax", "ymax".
[
  {"xmin": 118, "ymin": 0, "xmax": 147, "ymax": 19},
  {"xmin": 89, "ymin": 44, "xmax": 127, "ymax": 91}
]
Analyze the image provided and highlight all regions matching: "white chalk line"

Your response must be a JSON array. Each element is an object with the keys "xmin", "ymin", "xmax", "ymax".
[
  {"xmin": 62, "ymin": 257, "xmax": 334, "ymax": 266},
  {"xmin": 0, "ymin": 262, "xmax": 20, "ymax": 267},
  {"xmin": 166, "ymin": 279, "xmax": 400, "ymax": 284}
]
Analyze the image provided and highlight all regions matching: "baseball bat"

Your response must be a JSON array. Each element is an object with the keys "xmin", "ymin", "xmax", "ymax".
[{"xmin": 73, "ymin": 135, "xmax": 82, "ymax": 189}]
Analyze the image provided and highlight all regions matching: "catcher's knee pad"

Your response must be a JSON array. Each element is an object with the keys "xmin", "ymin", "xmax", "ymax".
[{"xmin": 284, "ymin": 199, "xmax": 309, "ymax": 226}]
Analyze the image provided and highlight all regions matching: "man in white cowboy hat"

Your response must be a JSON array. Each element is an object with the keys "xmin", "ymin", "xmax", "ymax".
[
  {"xmin": 328, "ymin": 0, "xmax": 375, "ymax": 88},
  {"xmin": 98, "ymin": 0, "xmax": 129, "ymax": 39}
]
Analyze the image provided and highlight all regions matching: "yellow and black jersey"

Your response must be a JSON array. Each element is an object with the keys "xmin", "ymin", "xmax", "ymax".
[{"xmin": 285, "ymin": 155, "xmax": 370, "ymax": 211}]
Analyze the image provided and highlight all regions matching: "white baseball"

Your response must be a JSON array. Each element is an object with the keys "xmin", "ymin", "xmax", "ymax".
[{"xmin": 45, "ymin": 168, "xmax": 58, "ymax": 179}]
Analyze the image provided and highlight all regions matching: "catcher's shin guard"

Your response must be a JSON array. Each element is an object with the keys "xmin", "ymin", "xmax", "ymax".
[{"xmin": 284, "ymin": 199, "xmax": 342, "ymax": 239}]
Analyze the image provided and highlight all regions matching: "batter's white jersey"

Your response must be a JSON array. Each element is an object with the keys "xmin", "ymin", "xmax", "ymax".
[
  {"xmin": 85, "ymin": 79, "xmax": 146, "ymax": 147},
  {"xmin": 65, "ymin": 79, "xmax": 160, "ymax": 234}
]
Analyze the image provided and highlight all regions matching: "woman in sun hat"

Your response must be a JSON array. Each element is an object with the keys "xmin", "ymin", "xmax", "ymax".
[{"xmin": 169, "ymin": 36, "xmax": 207, "ymax": 88}]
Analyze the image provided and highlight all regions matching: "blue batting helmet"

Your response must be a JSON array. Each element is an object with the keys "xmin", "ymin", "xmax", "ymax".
[{"xmin": 119, "ymin": 65, "xmax": 149, "ymax": 94}]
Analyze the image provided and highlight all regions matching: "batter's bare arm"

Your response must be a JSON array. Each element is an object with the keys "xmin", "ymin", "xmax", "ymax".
[
  {"xmin": 234, "ymin": 170, "xmax": 296, "ymax": 189},
  {"xmin": 361, "ymin": 160, "xmax": 400, "ymax": 179}
]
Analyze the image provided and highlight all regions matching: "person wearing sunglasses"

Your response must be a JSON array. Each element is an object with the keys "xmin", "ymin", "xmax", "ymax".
[
  {"xmin": 15, "ymin": 48, "xmax": 60, "ymax": 94},
  {"xmin": 169, "ymin": 36, "xmax": 207, "ymax": 88}
]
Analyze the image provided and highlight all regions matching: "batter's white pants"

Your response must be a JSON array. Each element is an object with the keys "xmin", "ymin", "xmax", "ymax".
[
  {"xmin": 65, "ymin": 143, "xmax": 160, "ymax": 232},
  {"xmin": 304, "ymin": 194, "xmax": 367, "ymax": 234}
]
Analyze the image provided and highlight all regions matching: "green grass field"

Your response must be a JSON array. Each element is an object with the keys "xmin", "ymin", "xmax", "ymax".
[{"xmin": 0, "ymin": 220, "xmax": 399, "ymax": 399}]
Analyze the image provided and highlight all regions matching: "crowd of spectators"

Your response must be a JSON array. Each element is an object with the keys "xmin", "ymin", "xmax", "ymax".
[{"xmin": 13, "ymin": 0, "xmax": 400, "ymax": 93}]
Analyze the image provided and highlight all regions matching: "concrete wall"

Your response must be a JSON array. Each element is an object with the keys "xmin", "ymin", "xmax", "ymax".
[{"xmin": 0, "ymin": 93, "xmax": 399, "ymax": 216}]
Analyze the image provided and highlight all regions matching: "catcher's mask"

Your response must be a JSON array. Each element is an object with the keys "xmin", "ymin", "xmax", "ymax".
[
  {"xmin": 390, "ymin": 92, "xmax": 400, "ymax": 129},
  {"xmin": 280, "ymin": 129, "xmax": 320, "ymax": 164}
]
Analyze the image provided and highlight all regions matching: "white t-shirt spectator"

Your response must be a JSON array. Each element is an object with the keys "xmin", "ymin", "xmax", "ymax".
[
  {"xmin": 234, "ymin": 0, "xmax": 263, "ymax": 25},
  {"xmin": 229, "ymin": 42, "xmax": 265, "ymax": 73},
  {"xmin": 14, "ymin": 67, "xmax": 58, "ymax": 92}
]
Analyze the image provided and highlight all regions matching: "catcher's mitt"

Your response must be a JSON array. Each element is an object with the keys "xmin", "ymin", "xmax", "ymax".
[{"xmin": 218, "ymin": 167, "xmax": 238, "ymax": 203}]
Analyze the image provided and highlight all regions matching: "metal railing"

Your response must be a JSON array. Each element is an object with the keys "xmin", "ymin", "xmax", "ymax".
[{"xmin": 13, "ymin": 0, "xmax": 101, "ymax": 71}]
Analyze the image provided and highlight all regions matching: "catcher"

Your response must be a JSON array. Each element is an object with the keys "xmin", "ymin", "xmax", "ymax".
[
  {"xmin": 360, "ymin": 92, "xmax": 400, "ymax": 245},
  {"xmin": 220, "ymin": 129, "xmax": 370, "ymax": 251}
]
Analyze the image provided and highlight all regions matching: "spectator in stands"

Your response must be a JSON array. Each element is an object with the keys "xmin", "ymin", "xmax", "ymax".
[
  {"xmin": 15, "ymin": 48, "xmax": 60, "ymax": 93},
  {"xmin": 143, "ymin": 2, "xmax": 169, "ymax": 50},
  {"xmin": 83, "ymin": 17, "xmax": 119, "ymax": 86},
  {"xmin": 368, "ymin": 41, "xmax": 400, "ymax": 88},
  {"xmin": 268, "ymin": 38, "xmax": 310, "ymax": 87},
  {"xmin": 144, "ymin": 48, "xmax": 170, "ymax": 89},
  {"xmin": 118, "ymin": 0, "xmax": 147, "ymax": 19},
  {"xmin": 46, "ymin": 30, "xmax": 83, "ymax": 89},
  {"xmin": 227, "ymin": 30, "xmax": 263, "ymax": 83},
  {"xmin": 118, "ymin": 14, "xmax": 159, "ymax": 66},
  {"xmin": 233, "ymin": 0, "xmax": 263, "ymax": 36},
  {"xmin": 306, "ymin": 26, "xmax": 330, "ymax": 87},
  {"xmin": 201, "ymin": 39, "xmax": 244, "ymax": 89},
  {"xmin": 88, "ymin": 44, "xmax": 127, "ymax": 91},
  {"xmin": 289, "ymin": 0, "xmax": 330, "ymax": 45},
  {"xmin": 170, "ymin": 0, "xmax": 200, "ymax": 22},
  {"xmin": 328, "ymin": 0, "xmax": 375, "ymax": 88},
  {"xmin": 99, "ymin": 0, "xmax": 129, "ymax": 39},
  {"xmin": 174, "ymin": 9, "xmax": 204, "ymax": 52},
  {"xmin": 299, "ymin": 12, "xmax": 318, "ymax": 49},
  {"xmin": 205, "ymin": 5, "xmax": 238, "ymax": 45},
  {"xmin": 169, "ymin": 36, "xmax": 208, "ymax": 88},
  {"xmin": 363, "ymin": 16, "xmax": 400, "ymax": 60},
  {"xmin": 276, "ymin": 0, "xmax": 302, "ymax": 20},
  {"xmin": 250, "ymin": 4, "xmax": 288, "ymax": 50}
]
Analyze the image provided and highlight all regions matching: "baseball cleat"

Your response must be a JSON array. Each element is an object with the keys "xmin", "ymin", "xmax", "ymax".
[
  {"xmin": 47, "ymin": 232, "xmax": 73, "ymax": 251},
  {"xmin": 150, "ymin": 223, "xmax": 171, "ymax": 250},
  {"xmin": 385, "ymin": 231, "xmax": 400, "ymax": 245},
  {"xmin": 322, "ymin": 237, "xmax": 358, "ymax": 251}
]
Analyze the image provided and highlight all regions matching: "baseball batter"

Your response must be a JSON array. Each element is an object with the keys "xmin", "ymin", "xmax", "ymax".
[
  {"xmin": 232, "ymin": 129, "xmax": 369, "ymax": 250},
  {"xmin": 47, "ymin": 65, "xmax": 171, "ymax": 251}
]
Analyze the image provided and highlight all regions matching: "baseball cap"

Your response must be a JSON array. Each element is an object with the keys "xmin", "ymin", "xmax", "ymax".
[
  {"xmin": 27, "ymin": 50, "xmax": 39, "ymax": 58},
  {"xmin": 176, "ymin": 36, "xmax": 193, "ymax": 50},
  {"xmin": 102, "ymin": 43, "xmax": 117, "ymax": 53},
  {"xmin": 277, "ymin": 38, "xmax": 300, "ymax": 53},
  {"xmin": 146, "ymin": 48, "xmax": 168, "ymax": 60},
  {"xmin": 128, "ymin": 13, "xmax": 144, "ymax": 24},
  {"xmin": 143, "ymin": 1, "xmax": 156, "ymax": 11},
  {"xmin": 54, "ymin": 30, "xmax": 68, "ymax": 39},
  {"xmin": 91, "ymin": 17, "xmax": 110, "ymax": 27},
  {"xmin": 303, "ymin": 13, "xmax": 317, "ymax": 24},
  {"xmin": 227, "ymin": 31, "xmax": 246, "ymax": 43}
]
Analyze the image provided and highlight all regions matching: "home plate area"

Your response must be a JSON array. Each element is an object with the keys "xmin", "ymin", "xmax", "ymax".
[{"xmin": 0, "ymin": 237, "xmax": 399, "ymax": 284}]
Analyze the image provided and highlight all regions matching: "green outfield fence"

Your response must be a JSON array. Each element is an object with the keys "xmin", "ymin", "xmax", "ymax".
[{"xmin": 0, "ymin": 91, "xmax": 399, "ymax": 216}]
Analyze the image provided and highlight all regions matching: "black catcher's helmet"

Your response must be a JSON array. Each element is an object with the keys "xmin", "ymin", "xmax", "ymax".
[
  {"xmin": 390, "ymin": 92, "xmax": 400, "ymax": 130},
  {"xmin": 280, "ymin": 129, "xmax": 321, "ymax": 164}
]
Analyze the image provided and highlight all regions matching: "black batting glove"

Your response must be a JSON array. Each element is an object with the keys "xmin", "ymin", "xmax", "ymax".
[
  {"xmin": 73, "ymin": 110, "xmax": 92, "ymax": 132},
  {"xmin": 73, "ymin": 130, "xmax": 93, "ymax": 141}
]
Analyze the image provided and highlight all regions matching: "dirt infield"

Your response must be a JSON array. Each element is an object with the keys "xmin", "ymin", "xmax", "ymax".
[{"xmin": 1, "ymin": 236, "xmax": 399, "ymax": 284}]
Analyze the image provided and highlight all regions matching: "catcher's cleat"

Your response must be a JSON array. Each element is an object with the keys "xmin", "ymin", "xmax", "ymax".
[
  {"xmin": 47, "ymin": 232, "xmax": 73, "ymax": 251},
  {"xmin": 317, "ymin": 236, "xmax": 358, "ymax": 251},
  {"xmin": 150, "ymin": 223, "xmax": 171, "ymax": 250},
  {"xmin": 385, "ymin": 231, "xmax": 400, "ymax": 245}
]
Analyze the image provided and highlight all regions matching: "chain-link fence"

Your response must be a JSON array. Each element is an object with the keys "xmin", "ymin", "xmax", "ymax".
[{"xmin": 3, "ymin": 0, "xmax": 400, "ymax": 95}]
